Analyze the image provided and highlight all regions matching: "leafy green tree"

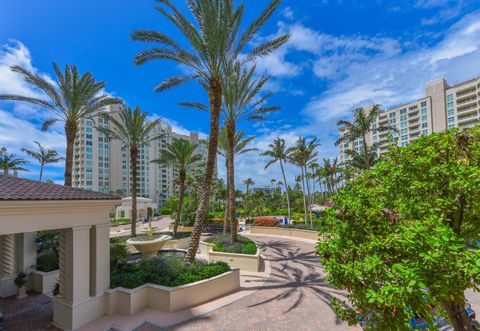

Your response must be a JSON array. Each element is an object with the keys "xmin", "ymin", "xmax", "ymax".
[
  {"xmin": 0, "ymin": 63, "xmax": 121, "ymax": 186},
  {"xmin": 218, "ymin": 127, "xmax": 257, "ymax": 236},
  {"xmin": 132, "ymin": 0, "xmax": 289, "ymax": 263},
  {"xmin": 21, "ymin": 141, "xmax": 63, "ymax": 181},
  {"xmin": 318, "ymin": 127, "xmax": 480, "ymax": 331},
  {"xmin": 261, "ymin": 137, "xmax": 292, "ymax": 221},
  {"xmin": 0, "ymin": 147, "xmax": 28, "ymax": 175},
  {"xmin": 336, "ymin": 105, "xmax": 396, "ymax": 171},
  {"xmin": 97, "ymin": 106, "xmax": 161, "ymax": 237},
  {"xmin": 152, "ymin": 138, "xmax": 202, "ymax": 238}
]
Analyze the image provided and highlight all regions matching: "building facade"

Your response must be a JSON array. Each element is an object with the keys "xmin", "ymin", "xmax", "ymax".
[
  {"xmin": 72, "ymin": 105, "xmax": 206, "ymax": 207},
  {"xmin": 339, "ymin": 76, "xmax": 480, "ymax": 163}
]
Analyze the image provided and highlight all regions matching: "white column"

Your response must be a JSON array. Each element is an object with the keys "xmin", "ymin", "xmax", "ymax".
[
  {"xmin": 63, "ymin": 226, "xmax": 91, "ymax": 305},
  {"xmin": 15, "ymin": 232, "xmax": 37, "ymax": 274},
  {"xmin": 89, "ymin": 224, "xmax": 110, "ymax": 297}
]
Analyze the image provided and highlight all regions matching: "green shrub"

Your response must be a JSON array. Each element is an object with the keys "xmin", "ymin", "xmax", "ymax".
[
  {"xmin": 110, "ymin": 255, "xmax": 230, "ymax": 289},
  {"xmin": 160, "ymin": 207, "xmax": 172, "ymax": 215},
  {"xmin": 35, "ymin": 230, "xmax": 59, "ymax": 257},
  {"xmin": 36, "ymin": 252, "xmax": 59, "ymax": 272},
  {"xmin": 110, "ymin": 237, "xmax": 129, "ymax": 270},
  {"xmin": 113, "ymin": 218, "xmax": 130, "ymax": 224},
  {"xmin": 205, "ymin": 234, "xmax": 257, "ymax": 255}
]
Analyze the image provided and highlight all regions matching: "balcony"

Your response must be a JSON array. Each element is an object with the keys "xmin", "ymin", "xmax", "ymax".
[
  {"xmin": 457, "ymin": 112, "xmax": 478, "ymax": 124},
  {"xmin": 458, "ymin": 121, "xmax": 478, "ymax": 129},
  {"xmin": 457, "ymin": 103, "xmax": 478, "ymax": 113},
  {"xmin": 456, "ymin": 88, "xmax": 476, "ymax": 98},
  {"xmin": 457, "ymin": 96, "xmax": 477, "ymax": 106}
]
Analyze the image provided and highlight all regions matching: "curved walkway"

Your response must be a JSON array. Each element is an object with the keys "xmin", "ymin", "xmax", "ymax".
[{"xmin": 137, "ymin": 235, "xmax": 359, "ymax": 331}]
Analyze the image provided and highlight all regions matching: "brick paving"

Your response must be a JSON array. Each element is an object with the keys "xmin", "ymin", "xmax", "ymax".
[
  {"xmin": 0, "ymin": 292, "xmax": 58, "ymax": 331},
  {"xmin": 134, "ymin": 236, "xmax": 359, "ymax": 331}
]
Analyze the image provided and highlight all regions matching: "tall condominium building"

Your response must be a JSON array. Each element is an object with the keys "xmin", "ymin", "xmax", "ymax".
[
  {"xmin": 339, "ymin": 76, "xmax": 480, "ymax": 163},
  {"xmin": 72, "ymin": 105, "xmax": 206, "ymax": 207}
]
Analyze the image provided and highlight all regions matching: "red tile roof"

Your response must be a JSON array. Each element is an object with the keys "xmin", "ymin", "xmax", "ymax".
[{"xmin": 0, "ymin": 175, "xmax": 120, "ymax": 201}]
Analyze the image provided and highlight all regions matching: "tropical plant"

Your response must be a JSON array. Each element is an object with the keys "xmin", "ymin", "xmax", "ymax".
[
  {"xmin": 21, "ymin": 141, "xmax": 63, "ymax": 181},
  {"xmin": 218, "ymin": 127, "xmax": 257, "ymax": 235},
  {"xmin": 96, "ymin": 106, "xmax": 161, "ymax": 236},
  {"xmin": 132, "ymin": 0, "xmax": 289, "ymax": 263},
  {"xmin": 318, "ymin": 127, "xmax": 480, "ymax": 331},
  {"xmin": 336, "ymin": 105, "xmax": 396, "ymax": 171},
  {"xmin": 287, "ymin": 137, "xmax": 319, "ymax": 227},
  {"xmin": 261, "ymin": 137, "xmax": 292, "ymax": 221},
  {"xmin": 243, "ymin": 178, "xmax": 254, "ymax": 194},
  {"xmin": 0, "ymin": 63, "xmax": 122, "ymax": 186},
  {"xmin": 151, "ymin": 138, "xmax": 202, "ymax": 238},
  {"xmin": 0, "ymin": 147, "xmax": 28, "ymax": 175}
]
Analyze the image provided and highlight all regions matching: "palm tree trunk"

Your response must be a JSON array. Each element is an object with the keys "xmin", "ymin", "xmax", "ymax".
[
  {"xmin": 223, "ymin": 158, "xmax": 230, "ymax": 234},
  {"xmin": 64, "ymin": 122, "xmax": 77, "ymax": 187},
  {"xmin": 39, "ymin": 162, "xmax": 44, "ymax": 181},
  {"xmin": 185, "ymin": 79, "xmax": 222, "ymax": 264},
  {"xmin": 226, "ymin": 122, "xmax": 238, "ymax": 242},
  {"xmin": 300, "ymin": 167, "xmax": 307, "ymax": 225},
  {"xmin": 279, "ymin": 160, "xmax": 291, "ymax": 221},
  {"xmin": 174, "ymin": 169, "xmax": 186, "ymax": 238},
  {"xmin": 304, "ymin": 166, "xmax": 313, "ymax": 228},
  {"xmin": 363, "ymin": 133, "xmax": 369, "ymax": 170},
  {"xmin": 130, "ymin": 146, "xmax": 138, "ymax": 237}
]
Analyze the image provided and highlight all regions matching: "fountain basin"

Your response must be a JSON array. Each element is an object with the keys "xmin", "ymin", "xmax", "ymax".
[{"xmin": 127, "ymin": 234, "xmax": 172, "ymax": 259}]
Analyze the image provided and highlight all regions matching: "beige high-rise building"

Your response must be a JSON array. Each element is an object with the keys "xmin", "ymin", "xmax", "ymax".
[
  {"xmin": 339, "ymin": 76, "xmax": 480, "ymax": 163},
  {"xmin": 72, "ymin": 105, "xmax": 206, "ymax": 207}
]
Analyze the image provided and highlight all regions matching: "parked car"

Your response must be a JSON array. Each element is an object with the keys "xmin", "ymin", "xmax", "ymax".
[{"xmin": 359, "ymin": 302, "xmax": 478, "ymax": 330}]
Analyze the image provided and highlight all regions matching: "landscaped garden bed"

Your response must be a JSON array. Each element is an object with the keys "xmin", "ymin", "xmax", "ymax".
[
  {"xmin": 250, "ymin": 225, "xmax": 320, "ymax": 241},
  {"xmin": 204, "ymin": 234, "xmax": 257, "ymax": 255},
  {"xmin": 200, "ymin": 234, "xmax": 261, "ymax": 272},
  {"xmin": 111, "ymin": 254, "xmax": 230, "ymax": 289}
]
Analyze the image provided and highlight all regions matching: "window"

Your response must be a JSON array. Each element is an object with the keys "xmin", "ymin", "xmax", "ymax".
[
  {"xmin": 86, "ymin": 134, "xmax": 93, "ymax": 140},
  {"xmin": 448, "ymin": 117, "xmax": 455, "ymax": 123},
  {"xmin": 86, "ymin": 153, "xmax": 92, "ymax": 159},
  {"xmin": 86, "ymin": 127, "xmax": 93, "ymax": 133},
  {"xmin": 401, "ymin": 142, "xmax": 408, "ymax": 147},
  {"xmin": 389, "ymin": 119, "xmax": 396, "ymax": 124},
  {"xmin": 421, "ymin": 115, "xmax": 428, "ymax": 121},
  {"xmin": 86, "ymin": 147, "xmax": 93, "ymax": 152},
  {"xmin": 422, "ymin": 129, "xmax": 428, "ymax": 135},
  {"xmin": 401, "ymin": 122, "xmax": 407, "ymax": 128},
  {"xmin": 448, "ymin": 109, "xmax": 454, "ymax": 116},
  {"xmin": 421, "ymin": 108, "xmax": 427, "ymax": 115},
  {"xmin": 421, "ymin": 101, "xmax": 427, "ymax": 107},
  {"xmin": 86, "ymin": 160, "xmax": 93, "ymax": 166},
  {"xmin": 447, "ymin": 94, "xmax": 454, "ymax": 101},
  {"xmin": 401, "ymin": 135, "xmax": 408, "ymax": 141},
  {"xmin": 401, "ymin": 128, "xmax": 408, "ymax": 134},
  {"xmin": 400, "ymin": 115, "xmax": 407, "ymax": 121},
  {"xmin": 448, "ymin": 124, "xmax": 455, "ymax": 129},
  {"xmin": 343, "ymin": 143, "xmax": 349, "ymax": 148},
  {"xmin": 86, "ymin": 141, "xmax": 92, "ymax": 146},
  {"xmin": 448, "ymin": 102, "xmax": 454, "ymax": 109},
  {"xmin": 85, "ymin": 120, "xmax": 93, "ymax": 126},
  {"xmin": 422, "ymin": 122, "xmax": 428, "ymax": 128},
  {"xmin": 400, "ymin": 109, "xmax": 407, "ymax": 115},
  {"xmin": 389, "ymin": 112, "xmax": 396, "ymax": 118}
]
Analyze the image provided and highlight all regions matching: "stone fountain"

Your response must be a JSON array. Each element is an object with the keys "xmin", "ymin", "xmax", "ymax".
[{"xmin": 127, "ymin": 220, "xmax": 172, "ymax": 259}]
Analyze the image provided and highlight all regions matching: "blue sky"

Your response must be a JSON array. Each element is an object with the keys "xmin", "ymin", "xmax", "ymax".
[{"xmin": 1, "ymin": 0, "xmax": 480, "ymax": 187}]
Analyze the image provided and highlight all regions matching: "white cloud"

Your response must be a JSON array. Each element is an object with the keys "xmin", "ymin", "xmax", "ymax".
[{"xmin": 282, "ymin": 6, "xmax": 294, "ymax": 20}]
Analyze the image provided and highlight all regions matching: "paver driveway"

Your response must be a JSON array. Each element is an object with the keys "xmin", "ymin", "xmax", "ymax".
[{"xmin": 136, "ymin": 235, "xmax": 359, "ymax": 331}]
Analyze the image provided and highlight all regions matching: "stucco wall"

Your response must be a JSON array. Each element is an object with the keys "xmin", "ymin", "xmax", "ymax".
[
  {"xmin": 250, "ymin": 226, "xmax": 319, "ymax": 241},
  {"xmin": 199, "ymin": 242, "xmax": 261, "ymax": 272},
  {"xmin": 105, "ymin": 269, "xmax": 240, "ymax": 314},
  {"xmin": 31, "ymin": 270, "xmax": 59, "ymax": 295}
]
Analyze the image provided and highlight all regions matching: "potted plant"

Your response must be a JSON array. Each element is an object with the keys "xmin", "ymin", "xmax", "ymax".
[{"xmin": 14, "ymin": 272, "xmax": 29, "ymax": 299}]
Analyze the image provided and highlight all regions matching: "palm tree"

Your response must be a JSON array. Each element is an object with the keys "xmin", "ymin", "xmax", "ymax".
[
  {"xmin": 0, "ymin": 147, "xmax": 28, "ymax": 175},
  {"xmin": 0, "ymin": 63, "xmax": 122, "ymax": 186},
  {"xmin": 288, "ymin": 137, "xmax": 319, "ymax": 227},
  {"xmin": 261, "ymin": 138, "xmax": 292, "ymax": 220},
  {"xmin": 132, "ymin": 0, "xmax": 289, "ymax": 263},
  {"xmin": 96, "ymin": 106, "xmax": 161, "ymax": 237},
  {"xmin": 218, "ymin": 127, "xmax": 258, "ymax": 235},
  {"xmin": 152, "ymin": 138, "xmax": 202, "ymax": 238},
  {"xmin": 21, "ymin": 141, "xmax": 63, "ymax": 181},
  {"xmin": 243, "ymin": 178, "xmax": 254, "ymax": 194},
  {"xmin": 336, "ymin": 105, "xmax": 396, "ymax": 171}
]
